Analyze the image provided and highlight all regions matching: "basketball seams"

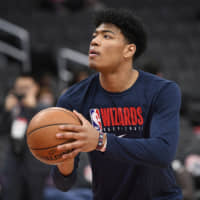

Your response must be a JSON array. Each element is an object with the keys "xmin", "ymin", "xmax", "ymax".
[
  {"xmin": 30, "ymin": 140, "xmax": 71, "ymax": 150},
  {"xmin": 37, "ymin": 107, "xmax": 80, "ymax": 124},
  {"xmin": 57, "ymin": 108, "xmax": 81, "ymax": 123},
  {"xmin": 27, "ymin": 108, "xmax": 81, "ymax": 135},
  {"xmin": 27, "ymin": 123, "xmax": 70, "ymax": 135}
]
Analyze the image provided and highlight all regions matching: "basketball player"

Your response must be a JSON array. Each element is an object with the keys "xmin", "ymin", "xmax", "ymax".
[{"xmin": 52, "ymin": 8, "xmax": 183, "ymax": 199}]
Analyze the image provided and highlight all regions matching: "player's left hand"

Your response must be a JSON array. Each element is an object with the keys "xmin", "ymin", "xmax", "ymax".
[{"xmin": 56, "ymin": 110, "xmax": 99, "ymax": 159}]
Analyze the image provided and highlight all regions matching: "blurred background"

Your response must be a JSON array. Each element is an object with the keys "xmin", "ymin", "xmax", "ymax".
[{"xmin": 0, "ymin": 0, "xmax": 199, "ymax": 200}]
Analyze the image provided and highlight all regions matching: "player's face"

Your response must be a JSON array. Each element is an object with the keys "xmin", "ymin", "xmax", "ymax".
[
  {"xmin": 88, "ymin": 23, "xmax": 129, "ymax": 72},
  {"xmin": 15, "ymin": 77, "xmax": 38, "ymax": 96}
]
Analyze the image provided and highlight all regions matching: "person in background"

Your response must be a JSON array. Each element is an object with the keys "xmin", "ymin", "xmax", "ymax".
[
  {"xmin": 0, "ymin": 73, "xmax": 50, "ymax": 200},
  {"xmin": 38, "ymin": 87, "xmax": 55, "ymax": 109}
]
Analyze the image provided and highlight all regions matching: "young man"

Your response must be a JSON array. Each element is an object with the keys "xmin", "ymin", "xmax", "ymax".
[{"xmin": 52, "ymin": 8, "xmax": 182, "ymax": 199}]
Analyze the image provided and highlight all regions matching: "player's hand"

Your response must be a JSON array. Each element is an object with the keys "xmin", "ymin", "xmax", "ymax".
[{"xmin": 56, "ymin": 110, "xmax": 99, "ymax": 159}]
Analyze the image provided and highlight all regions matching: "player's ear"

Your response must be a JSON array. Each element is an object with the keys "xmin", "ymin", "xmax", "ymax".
[{"xmin": 123, "ymin": 44, "xmax": 136, "ymax": 59}]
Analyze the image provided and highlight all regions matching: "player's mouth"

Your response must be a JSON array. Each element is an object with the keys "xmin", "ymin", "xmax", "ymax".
[{"xmin": 89, "ymin": 49, "xmax": 100, "ymax": 58}]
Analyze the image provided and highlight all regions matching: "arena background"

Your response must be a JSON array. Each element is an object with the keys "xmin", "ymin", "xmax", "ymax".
[{"xmin": 0, "ymin": 0, "xmax": 199, "ymax": 199}]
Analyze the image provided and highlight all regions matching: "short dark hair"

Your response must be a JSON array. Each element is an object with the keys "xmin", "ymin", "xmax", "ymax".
[
  {"xmin": 16, "ymin": 73, "xmax": 38, "ymax": 83},
  {"xmin": 94, "ymin": 8, "xmax": 147, "ymax": 59}
]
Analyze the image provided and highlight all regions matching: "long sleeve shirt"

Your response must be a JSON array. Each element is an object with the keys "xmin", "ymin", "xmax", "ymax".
[{"xmin": 52, "ymin": 70, "xmax": 182, "ymax": 200}]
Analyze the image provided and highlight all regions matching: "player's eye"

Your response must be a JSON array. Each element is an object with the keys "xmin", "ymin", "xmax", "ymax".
[
  {"xmin": 92, "ymin": 34, "xmax": 97, "ymax": 39},
  {"xmin": 103, "ymin": 34, "xmax": 112, "ymax": 39}
]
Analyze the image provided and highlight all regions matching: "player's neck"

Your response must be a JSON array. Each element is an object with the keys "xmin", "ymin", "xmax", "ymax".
[{"xmin": 99, "ymin": 68, "xmax": 139, "ymax": 93}]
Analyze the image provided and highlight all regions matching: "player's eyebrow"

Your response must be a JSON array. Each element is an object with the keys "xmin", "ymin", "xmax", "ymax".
[{"xmin": 94, "ymin": 29, "xmax": 116, "ymax": 35}]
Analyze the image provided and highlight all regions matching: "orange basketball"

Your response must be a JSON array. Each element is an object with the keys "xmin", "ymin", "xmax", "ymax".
[{"xmin": 26, "ymin": 107, "xmax": 81, "ymax": 165}]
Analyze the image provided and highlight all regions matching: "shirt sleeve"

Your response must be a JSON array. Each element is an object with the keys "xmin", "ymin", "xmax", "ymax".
[
  {"xmin": 103, "ymin": 82, "xmax": 181, "ymax": 168},
  {"xmin": 50, "ymin": 94, "xmax": 79, "ymax": 191}
]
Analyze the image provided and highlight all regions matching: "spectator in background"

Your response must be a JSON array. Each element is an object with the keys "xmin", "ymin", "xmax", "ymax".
[
  {"xmin": 0, "ymin": 74, "xmax": 50, "ymax": 200},
  {"xmin": 38, "ymin": 87, "xmax": 55, "ymax": 109},
  {"xmin": 39, "ymin": 72, "xmax": 58, "ymax": 98},
  {"xmin": 61, "ymin": 69, "xmax": 91, "ymax": 94},
  {"xmin": 172, "ymin": 160, "xmax": 196, "ymax": 200},
  {"xmin": 184, "ymin": 137, "xmax": 200, "ymax": 198}
]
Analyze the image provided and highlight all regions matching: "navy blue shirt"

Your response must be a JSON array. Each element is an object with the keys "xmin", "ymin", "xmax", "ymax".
[{"xmin": 52, "ymin": 70, "xmax": 182, "ymax": 200}]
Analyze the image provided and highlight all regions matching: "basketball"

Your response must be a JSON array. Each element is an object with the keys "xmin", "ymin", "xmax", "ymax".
[{"xmin": 26, "ymin": 107, "xmax": 81, "ymax": 165}]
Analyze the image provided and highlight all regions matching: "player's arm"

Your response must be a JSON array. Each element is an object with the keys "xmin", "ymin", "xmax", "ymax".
[
  {"xmin": 51, "ymin": 96, "xmax": 79, "ymax": 191},
  {"xmin": 101, "ymin": 82, "xmax": 181, "ymax": 167},
  {"xmin": 57, "ymin": 159, "xmax": 74, "ymax": 176}
]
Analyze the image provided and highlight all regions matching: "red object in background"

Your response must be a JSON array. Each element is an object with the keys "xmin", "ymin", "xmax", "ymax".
[{"xmin": 193, "ymin": 126, "xmax": 200, "ymax": 136}]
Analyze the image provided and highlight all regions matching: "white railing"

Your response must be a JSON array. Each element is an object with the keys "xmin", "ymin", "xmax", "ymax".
[
  {"xmin": 0, "ymin": 18, "xmax": 31, "ymax": 72},
  {"xmin": 57, "ymin": 48, "xmax": 89, "ymax": 82}
]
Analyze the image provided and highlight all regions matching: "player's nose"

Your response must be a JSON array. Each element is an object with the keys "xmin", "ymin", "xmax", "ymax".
[{"xmin": 90, "ymin": 35, "xmax": 101, "ymax": 46}]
